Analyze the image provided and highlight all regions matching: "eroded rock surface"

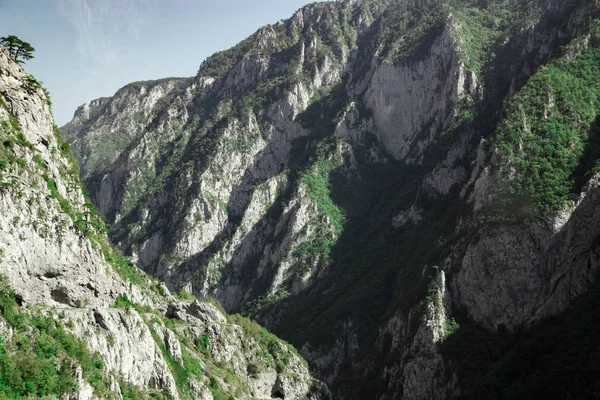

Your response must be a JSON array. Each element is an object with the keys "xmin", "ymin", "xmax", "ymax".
[
  {"xmin": 0, "ymin": 46, "xmax": 328, "ymax": 399},
  {"xmin": 62, "ymin": 0, "xmax": 600, "ymax": 399}
]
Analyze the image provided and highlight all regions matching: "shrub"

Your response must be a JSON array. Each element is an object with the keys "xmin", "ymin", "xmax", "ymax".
[
  {"xmin": 0, "ymin": 276, "xmax": 112, "ymax": 398},
  {"xmin": 443, "ymin": 318, "xmax": 460, "ymax": 339}
]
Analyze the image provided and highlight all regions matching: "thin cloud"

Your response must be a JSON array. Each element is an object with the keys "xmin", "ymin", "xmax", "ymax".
[{"xmin": 57, "ymin": 0, "xmax": 156, "ymax": 67}]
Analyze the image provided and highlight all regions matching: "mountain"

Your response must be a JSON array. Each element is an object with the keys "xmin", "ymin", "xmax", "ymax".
[
  {"xmin": 0, "ymin": 47, "xmax": 328, "ymax": 398},
  {"xmin": 62, "ymin": 0, "xmax": 600, "ymax": 398}
]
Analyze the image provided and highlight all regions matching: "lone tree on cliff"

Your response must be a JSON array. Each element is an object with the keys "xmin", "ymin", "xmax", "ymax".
[{"xmin": 0, "ymin": 35, "xmax": 35, "ymax": 64}]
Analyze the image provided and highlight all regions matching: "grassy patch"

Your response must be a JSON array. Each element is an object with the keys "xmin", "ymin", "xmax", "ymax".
[
  {"xmin": 118, "ymin": 377, "xmax": 146, "ymax": 399},
  {"xmin": 101, "ymin": 243, "xmax": 147, "ymax": 287},
  {"xmin": 173, "ymin": 289, "xmax": 196, "ymax": 302},
  {"xmin": 228, "ymin": 313, "xmax": 305, "ymax": 371},
  {"xmin": 112, "ymin": 294, "xmax": 134, "ymax": 309}
]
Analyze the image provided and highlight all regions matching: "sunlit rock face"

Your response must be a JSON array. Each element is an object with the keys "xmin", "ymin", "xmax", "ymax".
[
  {"xmin": 0, "ymin": 45, "xmax": 328, "ymax": 400},
  {"xmin": 63, "ymin": 0, "xmax": 600, "ymax": 398}
]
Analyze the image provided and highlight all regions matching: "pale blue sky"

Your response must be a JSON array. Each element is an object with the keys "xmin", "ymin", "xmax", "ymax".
[{"xmin": 0, "ymin": 0, "xmax": 318, "ymax": 125}]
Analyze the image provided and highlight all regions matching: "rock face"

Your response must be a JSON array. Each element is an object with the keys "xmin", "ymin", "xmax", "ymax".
[
  {"xmin": 0, "ymin": 47, "xmax": 328, "ymax": 399},
  {"xmin": 62, "ymin": 0, "xmax": 600, "ymax": 398}
]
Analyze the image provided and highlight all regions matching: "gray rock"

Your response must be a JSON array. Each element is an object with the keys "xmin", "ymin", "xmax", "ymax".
[{"xmin": 0, "ymin": 44, "xmax": 328, "ymax": 399}]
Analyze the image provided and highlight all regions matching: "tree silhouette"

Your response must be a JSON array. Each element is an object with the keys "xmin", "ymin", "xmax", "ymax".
[{"xmin": 0, "ymin": 35, "xmax": 35, "ymax": 64}]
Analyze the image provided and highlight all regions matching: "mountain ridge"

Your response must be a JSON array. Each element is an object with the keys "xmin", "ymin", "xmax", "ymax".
[
  {"xmin": 62, "ymin": 0, "xmax": 600, "ymax": 398},
  {"xmin": 0, "ymin": 43, "xmax": 329, "ymax": 399}
]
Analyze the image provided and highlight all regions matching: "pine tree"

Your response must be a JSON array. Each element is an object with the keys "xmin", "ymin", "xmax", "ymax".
[{"xmin": 0, "ymin": 35, "xmax": 35, "ymax": 64}]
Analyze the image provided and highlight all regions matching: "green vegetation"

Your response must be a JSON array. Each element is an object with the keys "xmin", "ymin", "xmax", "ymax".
[
  {"xmin": 0, "ymin": 67, "xmax": 159, "ymax": 297},
  {"xmin": 293, "ymin": 147, "xmax": 346, "ymax": 265},
  {"xmin": 181, "ymin": 345, "xmax": 203, "ymax": 377},
  {"xmin": 44, "ymin": 178, "xmax": 106, "ymax": 236},
  {"xmin": 76, "ymin": 130, "xmax": 130, "ymax": 177},
  {"xmin": 452, "ymin": 0, "xmax": 539, "ymax": 75},
  {"xmin": 95, "ymin": 3, "xmax": 356, "ymax": 240},
  {"xmin": 0, "ymin": 276, "xmax": 114, "ymax": 398},
  {"xmin": 122, "ymin": 163, "xmax": 157, "ymax": 216},
  {"xmin": 113, "ymin": 297, "xmax": 221, "ymax": 399},
  {"xmin": 118, "ymin": 378, "xmax": 146, "ymax": 399},
  {"xmin": 496, "ymin": 26, "xmax": 600, "ymax": 212},
  {"xmin": 228, "ymin": 314, "xmax": 304, "ymax": 372},
  {"xmin": 101, "ymin": 244, "xmax": 148, "ymax": 287},
  {"xmin": 353, "ymin": 0, "xmax": 541, "ymax": 75},
  {"xmin": 0, "ymin": 118, "xmax": 31, "ymax": 185},
  {"xmin": 111, "ymin": 295, "xmax": 282, "ymax": 399},
  {"xmin": 42, "ymin": 87, "xmax": 52, "ymax": 108},
  {"xmin": 112, "ymin": 293, "xmax": 134, "ymax": 309},
  {"xmin": 241, "ymin": 287, "xmax": 290, "ymax": 316},
  {"xmin": 197, "ymin": 2, "xmax": 352, "ymax": 84},
  {"xmin": 205, "ymin": 297, "xmax": 227, "ymax": 315},
  {"xmin": 23, "ymin": 74, "xmax": 42, "ymax": 96},
  {"xmin": 149, "ymin": 313, "xmax": 253, "ymax": 400},
  {"xmin": 443, "ymin": 317, "xmax": 460, "ymax": 339},
  {"xmin": 272, "ymin": 148, "xmax": 468, "ymax": 396},
  {"xmin": 53, "ymin": 125, "xmax": 150, "ymax": 288},
  {"xmin": 197, "ymin": 333, "xmax": 210, "ymax": 356},
  {"xmin": 238, "ymin": 71, "xmax": 295, "ymax": 115},
  {"xmin": 197, "ymin": 37, "xmax": 254, "ymax": 79},
  {"xmin": 145, "ymin": 322, "xmax": 194, "ymax": 397},
  {"xmin": 52, "ymin": 124, "xmax": 80, "ymax": 178},
  {"xmin": 302, "ymin": 156, "xmax": 345, "ymax": 236},
  {"xmin": 376, "ymin": 3, "xmax": 446, "ymax": 65},
  {"xmin": 26, "ymin": 3, "xmax": 600, "ymax": 400},
  {"xmin": 0, "ymin": 35, "xmax": 35, "ymax": 64},
  {"xmin": 0, "ymin": 44, "xmax": 324, "ymax": 400},
  {"xmin": 173, "ymin": 289, "xmax": 196, "ymax": 302}
]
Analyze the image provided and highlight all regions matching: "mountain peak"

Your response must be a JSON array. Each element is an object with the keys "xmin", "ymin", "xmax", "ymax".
[{"xmin": 60, "ymin": 0, "xmax": 600, "ymax": 398}]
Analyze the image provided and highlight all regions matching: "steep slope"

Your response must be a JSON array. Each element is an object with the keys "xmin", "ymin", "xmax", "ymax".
[
  {"xmin": 63, "ymin": 0, "xmax": 600, "ymax": 398},
  {"xmin": 0, "ymin": 48, "xmax": 328, "ymax": 399}
]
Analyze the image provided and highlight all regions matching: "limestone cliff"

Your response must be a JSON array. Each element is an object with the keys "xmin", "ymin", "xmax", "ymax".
[
  {"xmin": 0, "ymin": 47, "xmax": 328, "ymax": 399},
  {"xmin": 63, "ymin": 0, "xmax": 600, "ymax": 398}
]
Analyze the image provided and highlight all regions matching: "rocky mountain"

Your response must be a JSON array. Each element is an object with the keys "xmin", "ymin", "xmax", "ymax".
[
  {"xmin": 63, "ymin": 0, "xmax": 600, "ymax": 398},
  {"xmin": 0, "ymin": 47, "xmax": 328, "ymax": 399}
]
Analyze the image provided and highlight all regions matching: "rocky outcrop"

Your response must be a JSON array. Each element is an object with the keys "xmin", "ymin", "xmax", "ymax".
[
  {"xmin": 62, "ymin": 0, "xmax": 600, "ymax": 399},
  {"xmin": 62, "ymin": 0, "xmax": 367, "ymax": 308},
  {"xmin": 61, "ymin": 78, "xmax": 190, "ymax": 181},
  {"xmin": 0, "ymin": 47, "xmax": 328, "ymax": 399}
]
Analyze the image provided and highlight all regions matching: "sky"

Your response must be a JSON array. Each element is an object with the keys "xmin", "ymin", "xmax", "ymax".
[{"xmin": 0, "ymin": 0, "xmax": 317, "ymax": 125}]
